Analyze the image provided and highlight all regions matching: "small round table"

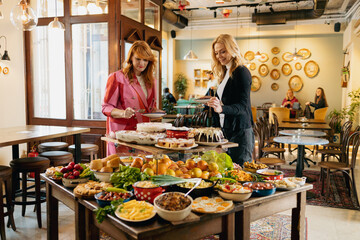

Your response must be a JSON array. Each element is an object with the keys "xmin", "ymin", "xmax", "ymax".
[
  {"xmin": 279, "ymin": 129, "xmax": 327, "ymax": 137},
  {"xmin": 273, "ymin": 136, "xmax": 329, "ymax": 177}
]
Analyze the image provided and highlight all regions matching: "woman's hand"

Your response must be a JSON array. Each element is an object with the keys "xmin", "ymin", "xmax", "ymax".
[
  {"xmin": 111, "ymin": 107, "xmax": 135, "ymax": 119},
  {"xmin": 305, "ymin": 102, "xmax": 310, "ymax": 106},
  {"xmin": 207, "ymin": 97, "xmax": 223, "ymax": 113}
]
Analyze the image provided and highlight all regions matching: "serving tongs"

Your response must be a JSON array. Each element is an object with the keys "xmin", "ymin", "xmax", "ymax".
[{"xmin": 184, "ymin": 178, "xmax": 202, "ymax": 197}]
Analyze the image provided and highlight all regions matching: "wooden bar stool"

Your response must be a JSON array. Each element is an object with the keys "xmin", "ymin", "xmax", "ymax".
[
  {"xmin": 10, "ymin": 157, "xmax": 50, "ymax": 228},
  {"xmin": 39, "ymin": 151, "xmax": 73, "ymax": 166},
  {"xmin": 0, "ymin": 166, "xmax": 16, "ymax": 240},
  {"xmin": 68, "ymin": 143, "xmax": 99, "ymax": 162},
  {"xmin": 38, "ymin": 142, "xmax": 68, "ymax": 153}
]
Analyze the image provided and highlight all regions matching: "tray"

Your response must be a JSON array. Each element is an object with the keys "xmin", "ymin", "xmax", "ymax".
[
  {"xmin": 195, "ymin": 139, "xmax": 228, "ymax": 146},
  {"xmin": 155, "ymin": 143, "xmax": 198, "ymax": 150}
]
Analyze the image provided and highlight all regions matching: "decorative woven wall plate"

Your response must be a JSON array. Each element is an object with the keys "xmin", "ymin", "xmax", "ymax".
[
  {"xmin": 282, "ymin": 52, "xmax": 293, "ymax": 62},
  {"xmin": 272, "ymin": 57, "xmax": 280, "ymax": 66},
  {"xmin": 258, "ymin": 64, "xmax": 269, "ymax": 77},
  {"xmin": 271, "ymin": 47, "xmax": 280, "ymax": 54},
  {"xmin": 271, "ymin": 83, "xmax": 279, "ymax": 91},
  {"xmin": 251, "ymin": 76, "xmax": 261, "ymax": 92},
  {"xmin": 304, "ymin": 60, "xmax": 319, "ymax": 78},
  {"xmin": 270, "ymin": 69, "xmax": 280, "ymax": 80},
  {"xmin": 295, "ymin": 62, "xmax": 302, "ymax": 70},
  {"xmin": 259, "ymin": 53, "xmax": 269, "ymax": 62},
  {"xmin": 297, "ymin": 48, "xmax": 311, "ymax": 59},
  {"xmin": 244, "ymin": 51, "xmax": 255, "ymax": 61},
  {"xmin": 289, "ymin": 75, "xmax": 303, "ymax": 92},
  {"xmin": 250, "ymin": 62, "xmax": 256, "ymax": 70},
  {"xmin": 282, "ymin": 63, "xmax": 292, "ymax": 76}
]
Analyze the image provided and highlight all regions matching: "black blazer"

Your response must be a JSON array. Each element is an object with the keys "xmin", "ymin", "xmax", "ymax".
[
  {"xmin": 212, "ymin": 65, "xmax": 253, "ymax": 133},
  {"xmin": 310, "ymin": 98, "xmax": 326, "ymax": 110}
]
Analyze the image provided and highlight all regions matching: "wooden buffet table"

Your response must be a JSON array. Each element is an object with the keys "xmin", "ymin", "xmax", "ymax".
[
  {"xmin": 0, "ymin": 125, "xmax": 90, "ymax": 163},
  {"xmin": 41, "ymin": 174, "xmax": 312, "ymax": 240}
]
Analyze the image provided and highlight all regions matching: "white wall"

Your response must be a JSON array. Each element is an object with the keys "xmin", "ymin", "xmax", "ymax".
[
  {"xmin": 173, "ymin": 34, "xmax": 343, "ymax": 118},
  {"xmin": 0, "ymin": 1, "xmax": 27, "ymax": 165}
]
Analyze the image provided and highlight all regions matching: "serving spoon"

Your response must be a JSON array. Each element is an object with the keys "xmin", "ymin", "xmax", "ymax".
[{"xmin": 184, "ymin": 178, "xmax": 202, "ymax": 197}]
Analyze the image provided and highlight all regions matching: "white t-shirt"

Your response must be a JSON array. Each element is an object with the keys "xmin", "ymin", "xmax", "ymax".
[
  {"xmin": 136, "ymin": 75, "xmax": 148, "ymax": 98},
  {"xmin": 217, "ymin": 62, "xmax": 232, "ymax": 127}
]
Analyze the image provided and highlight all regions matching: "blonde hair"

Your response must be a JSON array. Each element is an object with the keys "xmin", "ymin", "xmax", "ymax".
[
  {"xmin": 123, "ymin": 41, "xmax": 156, "ymax": 87},
  {"xmin": 211, "ymin": 34, "xmax": 243, "ymax": 81},
  {"xmin": 286, "ymin": 89, "xmax": 294, "ymax": 100}
]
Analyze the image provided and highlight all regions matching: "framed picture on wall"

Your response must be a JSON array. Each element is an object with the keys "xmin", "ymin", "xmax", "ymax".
[
  {"xmin": 194, "ymin": 69, "xmax": 201, "ymax": 78},
  {"xmin": 195, "ymin": 79, "xmax": 201, "ymax": 87},
  {"xmin": 202, "ymin": 70, "xmax": 210, "ymax": 78},
  {"xmin": 202, "ymin": 79, "xmax": 209, "ymax": 88}
]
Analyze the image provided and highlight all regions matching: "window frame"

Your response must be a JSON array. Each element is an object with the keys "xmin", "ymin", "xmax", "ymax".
[{"xmin": 25, "ymin": 0, "xmax": 162, "ymax": 131}]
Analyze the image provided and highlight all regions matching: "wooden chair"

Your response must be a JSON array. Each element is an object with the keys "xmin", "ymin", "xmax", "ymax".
[
  {"xmin": 314, "ymin": 107, "xmax": 328, "ymax": 120},
  {"xmin": 269, "ymin": 107, "xmax": 290, "ymax": 124},
  {"xmin": 0, "ymin": 166, "xmax": 16, "ymax": 239},
  {"xmin": 68, "ymin": 144, "xmax": 99, "ymax": 162},
  {"xmin": 253, "ymin": 122, "xmax": 285, "ymax": 168},
  {"xmin": 251, "ymin": 106, "xmax": 257, "ymax": 123},
  {"xmin": 317, "ymin": 121, "xmax": 353, "ymax": 162},
  {"xmin": 319, "ymin": 131, "xmax": 360, "ymax": 205},
  {"xmin": 38, "ymin": 141, "xmax": 68, "ymax": 153},
  {"xmin": 256, "ymin": 118, "xmax": 285, "ymax": 159}
]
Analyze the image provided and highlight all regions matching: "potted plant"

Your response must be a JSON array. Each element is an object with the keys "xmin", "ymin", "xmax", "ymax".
[
  {"xmin": 328, "ymin": 108, "xmax": 347, "ymax": 143},
  {"xmin": 174, "ymin": 73, "xmax": 188, "ymax": 99},
  {"xmin": 162, "ymin": 97, "xmax": 177, "ymax": 114},
  {"xmin": 347, "ymin": 88, "xmax": 360, "ymax": 123}
]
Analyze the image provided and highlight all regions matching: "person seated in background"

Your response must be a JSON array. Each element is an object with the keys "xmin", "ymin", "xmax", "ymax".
[
  {"xmin": 206, "ymin": 71, "xmax": 218, "ymax": 97},
  {"xmin": 163, "ymin": 87, "xmax": 177, "ymax": 104},
  {"xmin": 281, "ymin": 89, "xmax": 299, "ymax": 118},
  {"xmin": 305, "ymin": 87, "xmax": 328, "ymax": 110}
]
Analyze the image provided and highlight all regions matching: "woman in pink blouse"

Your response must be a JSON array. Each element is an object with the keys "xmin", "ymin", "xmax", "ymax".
[
  {"xmin": 102, "ymin": 41, "xmax": 161, "ymax": 155},
  {"xmin": 282, "ymin": 89, "xmax": 299, "ymax": 118}
]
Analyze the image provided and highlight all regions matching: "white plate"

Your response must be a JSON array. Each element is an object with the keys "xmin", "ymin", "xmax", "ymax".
[
  {"xmin": 284, "ymin": 177, "xmax": 306, "ymax": 186},
  {"xmin": 275, "ymin": 185, "xmax": 299, "ymax": 191},
  {"xmin": 142, "ymin": 112, "xmax": 166, "ymax": 118},
  {"xmin": 154, "ymin": 143, "xmax": 198, "ymax": 150},
  {"xmin": 194, "ymin": 98, "xmax": 211, "ymax": 104},
  {"xmin": 115, "ymin": 202, "xmax": 156, "ymax": 222},
  {"xmin": 195, "ymin": 139, "xmax": 228, "ymax": 146}
]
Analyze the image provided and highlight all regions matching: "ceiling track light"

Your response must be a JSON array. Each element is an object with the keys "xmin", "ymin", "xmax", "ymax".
[
  {"xmin": 214, "ymin": 10, "xmax": 217, "ymax": 18},
  {"xmin": 269, "ymin": 7, "xmax": 274, "ymax": 14}
]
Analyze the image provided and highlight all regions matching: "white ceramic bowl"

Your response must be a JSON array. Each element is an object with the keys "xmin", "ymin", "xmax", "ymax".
[
  {"xmin": 93, "ymin": 171, "xmax": 112, "ymax": 183},
  {"xmin": 154, "ymin": 192, "xmax": 193, "ymax": 222},
  {"xmin": 62, "ymin": 177, "xmax": 89, "ymax": 188},
  {"xmin": 218, "ymin": 190, "xmax": 252, "ymax": 202}
]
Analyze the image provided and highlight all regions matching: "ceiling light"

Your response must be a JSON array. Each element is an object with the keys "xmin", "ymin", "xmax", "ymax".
[
  {"xmin": 48, "ymin": 0, "xmax": 65, "ymax": 31},
  {"xmin": 214, "ymin": 10, "xmax": 217, "ymax": 18},
  {"xmin": 289, "ymin": 3, "xmax": 302, "ymax": 60},
  {"xmin": 10, "ymin": 0, "xmax": 38, "ymax": 31},
  {"xmin": 183, "ymin": 12, "xmax": 198, "ymax": 60},
  {"xmin": 0, "ymin": 36, "xmax": 10, "ymax": 61},
  {"xmin": 270, "ymin": 7, "xmax": 274, "ymax": 14}
]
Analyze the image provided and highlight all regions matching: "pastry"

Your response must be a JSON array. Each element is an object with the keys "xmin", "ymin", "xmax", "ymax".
[
  {"xmin": 157, "ymin": 138, "xmax": 195, "ymax": 148},
  {"xmin": 136, "ymin": 123, "xmax": 172, "ymax": 133},
  {"xmin": 194, "ymin": 128, "xmax": 225, "ymax": 142},
  {"xmin": 116, "ymin": 130, "xmax": 167, "ymax": 145},
  {"xmin": 73, "ymin": 181, "xmax": 113, "ymax": 197}
]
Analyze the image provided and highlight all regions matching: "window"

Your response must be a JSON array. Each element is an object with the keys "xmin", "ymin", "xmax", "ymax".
[
  {"xmin": 31, "ymin": 26, "xmax": 66, "ymax": 119},
  {"xmin": 121, "ymin": 0, "xmax": 140, "ymax": 22},
  {"xmin": 161, "ymin": 39, "xmax": 167, "ymax": 89},
  {"xmin": 34, "ymin": 0, "xmax": 64, "ymax": 17},
  {"xmin": 72, "ymin": 23, "xmax": 108, "ymax": 120},
  {"xmin": 71, "ymin": 0, "xmax": 108, "ymax": 15},
  {"xmin": 144, "ymin": 0, "xmax": 160, "ymax": 30}
]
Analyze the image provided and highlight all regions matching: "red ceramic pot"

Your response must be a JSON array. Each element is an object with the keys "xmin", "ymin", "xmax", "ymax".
[
  {"xmin": 133, "ymin": 183, "xmax": 165, "ymax": 203},
  {"xmin": 256, "ymin": 169, "xmax": 284, "ymax": 180}
]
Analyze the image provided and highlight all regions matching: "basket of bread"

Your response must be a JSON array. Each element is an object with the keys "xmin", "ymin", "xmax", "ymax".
[
  {"xmin": 73, "ymin": 180, "xmax": 113, "ymax": 199},
  {"xmin": 90, "ymin": 154, "xmax": 125, "ymax": 182}
]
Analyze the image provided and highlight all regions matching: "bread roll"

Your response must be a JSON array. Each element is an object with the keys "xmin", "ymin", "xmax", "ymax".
[
  {"xmin": 106, "ymin": 154, "xmax": 119, "ymax": 161},
  {"xmin": 100, "ymin": 166, "xmax": 113, "ymax": 173},
  {"xmin": 107, "ymin": 157, "xmax": 120, "ymax": 168},
  {"xmin": 101, "ymin": 158, "xmax": 108, "ymax": 167},
  {"xmin": 90, "ymin": 159, "xmax": 103, "ymax": 171}
]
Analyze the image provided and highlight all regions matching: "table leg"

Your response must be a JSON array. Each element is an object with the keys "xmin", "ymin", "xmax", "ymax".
[
  {"xmin": 75, "ymin": 201, "xmax": 86, "ymax": 240},
  {"xmin": 296, "ymin": 145, "xmax": 305, "ymax": 177},
  {"xmin": 235, "ymin": 209, "xmax": 251, "ymax": 240},
  {"xmin": 74, "ymin": 134, "xmax": 81, "ymax": 164},
  {"xmin": 85, "ymin": 206, "xmax": 99, "ymax": 240},
  {"xmin": 291, "ymin": 191, "xmax": 306, "ymax": 240},
  {"xmin": 219, "ymin": 212, "xmax": 235, "ymax": 240},
  {"xmin": 46, "ymin": 183, "xmax": 59, "ymax": 240},
  {"xmin": 12, "ymin": 145, "xmax": 20, "ymax": 190}
]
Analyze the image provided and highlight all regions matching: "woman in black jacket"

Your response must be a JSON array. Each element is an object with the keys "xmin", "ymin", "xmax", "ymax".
[
  {"xmin": 207, "ymin": 34, "xmax": 254, "ymax": 166},
  {"xmin": 305, "ymin": 87, "xmax": 328, "ymax": 110}
]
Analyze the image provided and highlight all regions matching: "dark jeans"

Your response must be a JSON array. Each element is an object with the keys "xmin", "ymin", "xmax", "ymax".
[{"xmin": 223, "ymin": 127, "xmax": 255, "ymax": 166}]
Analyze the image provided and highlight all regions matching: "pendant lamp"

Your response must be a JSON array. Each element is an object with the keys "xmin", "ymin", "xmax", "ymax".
[
  {"xmin": 10, "ymin": 0, "xmax": 38, "ymax": 31},
  {"xmin": 184, "ymin": 12, "xmax": 198, "ymax": 60},
  {"xmin": 0, "ymin": 36, "xmax": 10, "ymax": 61},
  {"xmin": 254, "ymin": 6, "xmax": 261, "ymax": 60},
  {"xmin": 289, "ymin": 3, "xmax": 302, "ymax": 60},
  {"xmin": 48, "ymin": 0, "xmax": 65, "ymax": 30}
]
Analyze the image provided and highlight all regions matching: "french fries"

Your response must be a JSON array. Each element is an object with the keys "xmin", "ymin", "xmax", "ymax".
[{"xmin": 117, "ymin": 200, "xmax": 154, "ymax": 220}]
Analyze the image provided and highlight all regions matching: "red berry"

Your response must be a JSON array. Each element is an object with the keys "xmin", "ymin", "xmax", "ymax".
[
  {"xmin": 60, "ymin": 167, "xmax": 67, "ymax": 174},
  {"xmin": 67, "ymin": 165, "xmax": 73, "ymax": 171},
  {"xmin": 69, "ymin": 162, "xmax": 75, "ymax": 167},
  {"xmin": 63, "ymin": 173, "xmax": 69, "ymax": 178},
  {"xmin": 73, "ymin": 171, "xmax": 80, "ymax": 177},
  {"xmin": 74, "ymin": 164, "xmax": 81, "ymax": 170}
]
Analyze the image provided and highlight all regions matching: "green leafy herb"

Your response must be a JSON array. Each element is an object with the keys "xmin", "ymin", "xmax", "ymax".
[
  {"xmin": 110, "ymin": 166, "xmax": 150, "ymax": 190},
  {"xmin": 95, "ymin": 199, "xmax": 123, "ymax": 223}
]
